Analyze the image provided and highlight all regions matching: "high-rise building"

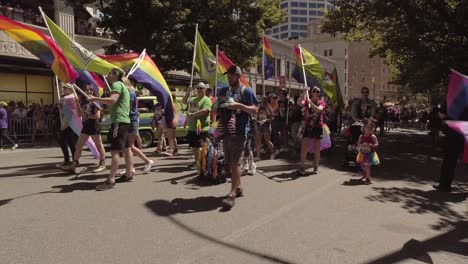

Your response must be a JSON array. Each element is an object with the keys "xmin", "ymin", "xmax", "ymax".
[{"xmin": 266, "ymin": 0, "xmax": 332, "ymax": 40}]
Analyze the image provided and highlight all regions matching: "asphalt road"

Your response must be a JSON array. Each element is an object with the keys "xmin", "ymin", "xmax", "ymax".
[{"xmin": 0, "ymin": 129, "xmax": 467, "ymax": 264}]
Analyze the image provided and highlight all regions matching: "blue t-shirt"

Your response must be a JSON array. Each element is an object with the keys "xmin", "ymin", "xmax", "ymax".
[
  {"xmin": 225, "ymin": 86, "xmax": 258, "ymax": 136},
  {"xmin": 0, "ymin": 108, "xmax": 7, "ymax": 129},
  {"xmin": 129, "ymin": 92, "xmax": 139, "ymax": 122}
]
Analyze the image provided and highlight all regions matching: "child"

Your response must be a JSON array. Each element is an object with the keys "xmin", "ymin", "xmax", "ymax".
[
  {"xmin": 151, "ymin": 103, "xmax": 167, "ymax": 153},
  {"xmin": 212, "ymin": 88, "xmax": 236, "ymax": 140},
  {"xmin": 356, "ymin": 118, "xmax": 380, "ymax": 184},
  {"xmin": 255, "ymin": 103, "xmax": 275, "ymax": 160}
]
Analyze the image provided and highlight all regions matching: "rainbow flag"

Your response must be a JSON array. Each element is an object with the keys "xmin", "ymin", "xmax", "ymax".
[
  {"xmin": 77, "ymin": 70, "xmax": 105, "ymax": 97},
  {"xmin": 99, "ymin": 52, "xmax": 175, "ymax": 127},
  {"xmin": 42, "ymin": 13, "xmax": 119, "ymax": 75},
  {"xmin": 447, "ymin": 69, "xmax": 468, "ymax": 120},
  {"xmin": 292, "ymin": 45, "xmax": 324, "ymax": 89},
  {"xmin": 217, "ymin": 50, "xmax": 251, "ymax": 88},
  {"xmin": 263, "ymin": 36, "xmax": 274, "ymax": 80},
  {"xmin": 0, "ymin": 16, "xmax": 78, "ymax": 83},
  {"xmin": 61, "ymin": 94, "xmax": 100, "ymax": 160}
]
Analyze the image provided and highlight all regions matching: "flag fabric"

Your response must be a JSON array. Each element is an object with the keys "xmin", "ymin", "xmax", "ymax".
[
  {"xmin": 263, "ymin": 36, "xmax": 274, "ymax": 80},
  {"xmin": 99, "ymin": 52, "xmax": 175, "ymax": 127},
  {"xmin": 293, "ymin": 45, "xmax": 324, "ymax": 88},
  {"xmin": 77, "ymin": 70, "xmax": 105, "ymax": 97},
  {"xmin": 447, "ymin": 69, "xmax": 468, "ymax": 120},
  {"xmin": 0, "ymin": 16, "xmax": 78, "ymax": 83},
  {"xmin": 61, "ymin": 94, "xmax": 100, "ymax": 160},
  {"xmin": 193, "ymin": 31, "xmax": 217, "ymax": 88},
  {"xmin": 217, "ymin": 50, "xmax": 251, "ymax": 88},
  {"xmin": 42, "ymin": 13, "xmax": 118, "ymax": 75},
  {"xmin": 446, "ymin": 121, "xmax": 468, "ymax": 163},
  {"xmin": 331, "ymin": 67, "xmax": 345, "ymax": 111}
]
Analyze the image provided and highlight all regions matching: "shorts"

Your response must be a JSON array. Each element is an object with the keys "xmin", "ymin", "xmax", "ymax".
[
  {"xmin": 81, "ymin": 120, "xmax": 101, "ymax": 135},
  {"xmin": 129, "ymin": 120, "xmax": 139, "ymax": 135},
  {"xmin": 187, "ymin": 130, "xmax": 208, "ymax": 148},
  {"xmin": 224, "ymin": 135, "xmax": 246, "ymax": 165},
  {"xmin": 256, "ymin": 123, "xmax": 271, "ymax": 134},
  {"xmin": 303, "ymin": 127, "xmax": 323, "ymax": 139},
  {"xmin": 110, "ymin": 123, "xmax": 130, "ymax": 151}
]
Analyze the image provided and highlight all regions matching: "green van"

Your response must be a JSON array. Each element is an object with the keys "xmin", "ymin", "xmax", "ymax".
[{"xmin": 100, "ymin": 96, "xmax": 187, "ymax": 148}]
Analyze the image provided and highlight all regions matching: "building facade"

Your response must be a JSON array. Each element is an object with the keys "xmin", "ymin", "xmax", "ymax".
[
  {"xmin": 266, "ymin": 0, "xmax": 331, "ymax": 40},
  {"xmin": 287, "ymin": 21, "xmax": 398, "ymax": 104},
  {"xmin": 0, "ymin": 0, "xmax": 116, "ymax": 105}
]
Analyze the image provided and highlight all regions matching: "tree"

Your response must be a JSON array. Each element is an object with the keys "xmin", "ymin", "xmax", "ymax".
[
  {"xmin": 66, "ymin": 0, "xmax": 282, "ymax": 72},
  {"xmin": 321, "ymin": 0, "xmax": 468, "ymax": 94}
]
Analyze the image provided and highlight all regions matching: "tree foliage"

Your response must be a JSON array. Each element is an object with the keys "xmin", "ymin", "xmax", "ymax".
[
  {"xmin": 321, "ymin": 0, "xmax": 468, "ymax": 94},
  {"xmin": 66, "ymin": 0, "xmax": 282, "ymax": 72}
]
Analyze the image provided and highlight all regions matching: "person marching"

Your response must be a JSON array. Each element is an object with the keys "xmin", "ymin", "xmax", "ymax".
[
  {"xmin": 0, "ymin": 101, "xmax": 18, "ymax": 150},
  {"xmin": 356, "ymin": 118, "xmax": 380, "ymax": 184},
  {"xmin": 56, "ymin": 84, "xmax": 79, "ymax": 168},
  {"xmin": 88, "ymin": 68, "xmax": 133, "ymax": 191},
  {"xmin": 63, "ymin": 83, "xmax": 106, "ymax": 172},
  {"xmin": 182, "ymin": 82, "xmax": 212, "ymax": 169},
  {"xmin": 221, "ymin": 66, "xmax": 258, "ymax": 208},
  {"xmin": 255, "ymin": 101, "xmax": 275, "ymax": 160},
  {"xmin": 296, "ymin": 86, "xmax": 326, "ymax": 176}
]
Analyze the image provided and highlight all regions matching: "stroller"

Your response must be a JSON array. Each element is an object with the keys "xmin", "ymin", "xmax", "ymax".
[
  {"xmin": 343, "ymin": 121, "xmax": 363, "ymax": 168},
  {"xmin": 197, "ymin": 136, "xmax": 227, "ymax": 185}
]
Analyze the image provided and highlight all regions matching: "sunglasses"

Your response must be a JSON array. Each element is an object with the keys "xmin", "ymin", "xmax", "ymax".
[
  {"xmin": 312, "ymin": 90, "xmax": 320, "ymax": 94},
  {"xmin": 196, "ymin": 87, "xmax": 205, "ymax": 90},
  {"xmin": 362, "ymin": 91, "xmax": 370, "ymax": 94}
]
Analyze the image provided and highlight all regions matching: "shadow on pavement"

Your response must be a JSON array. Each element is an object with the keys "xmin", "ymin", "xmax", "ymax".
[
  {"xmin": 145, "ymin": 199, "xmax": 296, "ymax": 264},
  {"xmin": 365, "ymin": 221, "xmax": 468, "ymax": 264}
]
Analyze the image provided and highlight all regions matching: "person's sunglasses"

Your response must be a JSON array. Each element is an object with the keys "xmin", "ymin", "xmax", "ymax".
[
  {"xmin": 362, "ymin": 91, "xmax": 369, "ymax": 94},
  {"xmin": 312, "ymin": 91, "xmax": 320, "ymax": 94},
  {"xmin": 196, "ymin": 87, "xmax": 205, "ymax": 90}
]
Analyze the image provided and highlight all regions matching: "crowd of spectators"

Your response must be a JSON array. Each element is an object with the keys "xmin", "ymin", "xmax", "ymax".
[{"xmin": 0, "ymin": 0, "xmax": 45, "ymax": 26}]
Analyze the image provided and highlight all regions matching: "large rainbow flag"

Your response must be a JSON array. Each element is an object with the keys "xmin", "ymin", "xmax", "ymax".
[
  {"xmin": 217, "ymin": 50, "xmax": 251, "ymax": 88},
  {"xmin": 447, "ymin": 69, "xmax": 468, "ymax": 120},
  {"xmin": 99, "ymin": 52, "xmax": 175, "ymax": 127},
  {"xmin": 0, "ymin": 16, "xmax": 78, "ymax": 83},
  {"xmin": 77, "ymin": 70, "xmax": 105, "ymax": 97},
  {"xmin": 292, "ymin": 45, "xmax": 324, "ymax": 89},
  {"xmin": 263, "ymin": 36, "xmax": 274, "ymax": 80}
]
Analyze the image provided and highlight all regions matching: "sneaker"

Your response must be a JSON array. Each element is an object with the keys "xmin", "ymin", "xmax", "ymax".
[
  {"xmin": 274, "ymin": 149, "xmax": 280, "ymax": 155},
  {"xmin": 280, "ymin": 147, "xmax": 289, "ymax": 153},
  {"xmin": 270, "ymin": 153, "xmax": 276, "ymax": 160},
  {"xmin": 312, "ymin": 166, "xmax": 319, "ymax": 175},
  {"xmin": 92, "ymin": 163, "xmax": 106, "ymax": 173},
  {"xmin": 62, "ymin": 160, "xmax": 79, "ymax": 171},
  {"xmin": 115, "ymin": 175, "xmax": 133, "ymax": 183},
  {"xmin": 296, "ymin": 168, "xmax": 307, "ymax": 176},
  {"xmin": 172, "ymin": 149, "xmax": 179, "ymax": 156},
  {"xmin": 247, "ymin": 162, "xmax": 256, "ymax": 175},
  {"xmin": 55, "ymin": 162, "xmax": 69, "ymax": 169},
  {"xmin": 143, "ymin": 160, "xmax": 154, "ymax": 174},
  {"xmin": 118, "ymin": 168, "xmax": 136, "ymax": 176},
  {"xmin": 10, "ymin": 144, "xmax": 18, "ymax": 150},
  {"xmin": 222, "ymin": 195, "xmax": 235, "ymax": 208},
  {"xmin": 96, "ymin": 180, "xmax": 115, "ymax": 191}
]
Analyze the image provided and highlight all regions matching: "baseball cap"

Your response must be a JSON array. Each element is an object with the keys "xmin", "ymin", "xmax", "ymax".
[
  {"xmin": 62, "ymin": 83, "xmax": 73, "ymax": 90},
  {"xmin": 223, "ymin": 65, "xmax": 242, "ymax": 75},
  {"xmin": 0, "ymin": 101, "xmax": 7, "ymax": 107},
  {"xmin": 194, "ymin": 82, "xmax": 206, "ymax": 89},
  {"xmin": 267, "ymin": 92, "xmax": 278, "ymax": 98}
]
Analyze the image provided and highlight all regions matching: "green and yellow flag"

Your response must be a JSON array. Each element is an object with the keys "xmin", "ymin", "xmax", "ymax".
[
  {"xmin": 43, "ymin": 14, "xmax": 119, "ymax": 75},
  {"xmin": 193, "ymin": 31, "xmax": 218, "ymax": 88}
]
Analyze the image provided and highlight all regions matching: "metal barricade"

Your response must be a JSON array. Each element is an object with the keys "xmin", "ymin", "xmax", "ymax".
[{"xmin": 8, "ymin": 117, "xmax": 59, "ymax": 145}]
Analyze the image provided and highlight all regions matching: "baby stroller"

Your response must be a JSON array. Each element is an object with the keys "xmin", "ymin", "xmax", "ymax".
[
  {"xmin": 197, "ymin": 136, "xmax": 227, "ymax": 185},
  {"xmin": 343, "ymin": 120, "xmax": 363, "ymax": 169}
]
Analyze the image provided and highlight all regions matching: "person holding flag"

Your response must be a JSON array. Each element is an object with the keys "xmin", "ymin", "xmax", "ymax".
[{"xmin": 182, "ymin": 82, "xmax": 212, "ymax": 169}]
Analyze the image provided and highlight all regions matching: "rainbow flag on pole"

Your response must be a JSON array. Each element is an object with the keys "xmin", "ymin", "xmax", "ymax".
[
  {"xmin": 99, "ymin": 52, "xmax": 175, "ymax": 127},
  {"xmin": 41, "ymin": 12, "xmax": 119, "ymax": 75},
  {"xmin": 447, "ymin": 69, "xmax": 468, "ymax": 120},
  {"xmin": 263, "ymin": 36, "xmax": 274, "ymax": 80},
  {"xmin": 0, "ymin": 16, "xmax": 78, "ymax": 83},
  {"xmin": 292, "ymin": 45, "xmax": 324, "ymax": 88},
  {"xmin": 217, "ymin": 50, "xmax": 251, "ymax": 88}
]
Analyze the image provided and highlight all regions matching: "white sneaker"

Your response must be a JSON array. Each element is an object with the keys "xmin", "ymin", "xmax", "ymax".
[
  {"xmin": 11, "ymin": 144, "xmax": 18, "ymax": 150},
  {"xmin": 119, "ymin": 168, "xmax": 136, "ymax": 176},
  {"xmin": 247, "ymin": 162, "xmax": 256, "ymax": 175},
  {"xmin": 280, "ymin": 147, "xmax": 289, "ymax": 153},
  {"xmin": 143, "ymin": 160, "xmax": 154, "ymax": 174}
]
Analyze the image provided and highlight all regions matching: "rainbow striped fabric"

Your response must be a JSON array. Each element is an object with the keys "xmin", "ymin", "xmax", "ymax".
[
  {"xmin": 0, "ymin": 16, "xmax": 78, "ymax": 83},
  {"xmin": 77, "ymin": 70, "xmax": 105, "ymax": 97},
  {"xmin": 447, "ymin": 69, "xmax": 468, "ymax": 120},
  {"xmin": 217, "ymin": 50, "xmax": 250, "ymax": 88},
  {"xmin": 263, "ymin": 36, "xmax": 274, "ymax": 80},
  {"xmin": 99, "ymin": 52, "xmax": 175, "ymax": 127}
]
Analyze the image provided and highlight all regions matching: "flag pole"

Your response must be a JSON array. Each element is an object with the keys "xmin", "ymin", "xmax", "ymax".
[
  {"xmin": 127, "ymin": 49, "xmax": 146, "ymax": 77},
  {"xmin": 215, "ymin": 44, "xmax": 219, "ymax": 97},
  {"xmin": 298, "ymin": 44, "xmax": 309, "ymax": 102},
  {"xmin": 262, "ymin": 35, "xmax": 266, "ymax": 97},
  {"xmin": 190, "ymin": 24, "xmax": 198, "ymax": 88}
]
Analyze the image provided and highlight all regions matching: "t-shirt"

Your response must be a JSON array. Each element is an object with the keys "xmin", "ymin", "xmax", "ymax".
[
  {"xmin": 81, "ymin": 101, "xmax": 99, "ymax": 128},
  {"xmin": 0, "ymin": 108, "xmax": 7, "ymax": 129},
  {"xmin": 352, "ymin": 98, "xmax": 376, "ymax": 120},
  {"xmin": 109, "ymin": 81, "xmax": 130, "ymax": 124},
  {"xmin": 129, "ymin": 92, "xmax": 139, "ymax": 122},
  {"xmin": 225, "ymin": 86, "xmax": 258, "ymax": 136},
  {"xmin": 305, "ymin": 99, "xmax": 326, "ymax": 128},
  {"xmin": 188, "ymin": 96, "xmax": 212, "ymax": 132}
]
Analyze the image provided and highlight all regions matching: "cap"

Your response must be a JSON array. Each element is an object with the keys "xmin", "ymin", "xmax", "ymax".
[
  {"xmin": 223, "ymin": 65, "xmax": 242, "ymax": 75},
  {"xmin": 267, "ymin": 92, "xmax": 278, "ymax": 98},
  {"xmin": 62, "ymin": 83, "xmax": 73, "ymax": 89},
  {"xmin": 311, "ymin": 86, "xmax": 321, "ymax": 92},
  {"xmin": 194, "ymin": 82, "xmax": 206, "ymax": 89},
  {"xmin": 0, "ymin": 101, "xmax": 7, "ymax": 107}
]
